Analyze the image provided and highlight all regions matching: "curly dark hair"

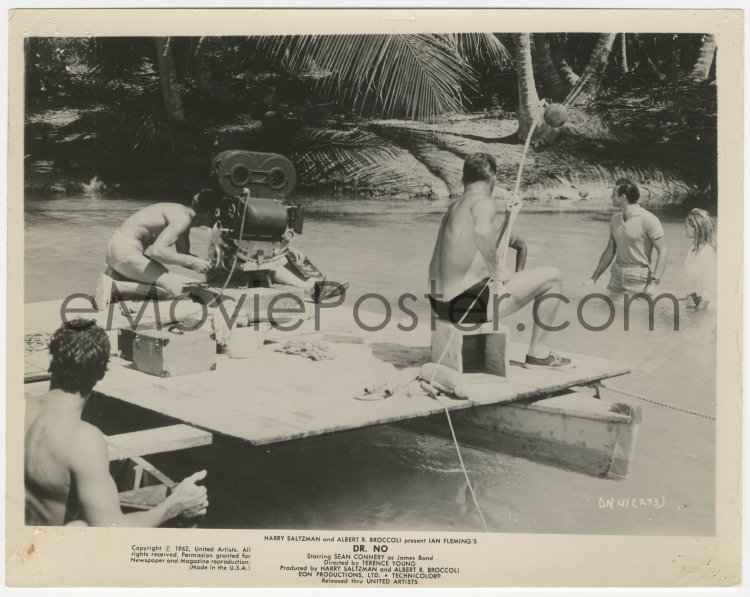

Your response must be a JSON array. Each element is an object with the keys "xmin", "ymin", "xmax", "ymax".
[
  {"xmin": 48, "ymin": 319, "xmax": 110, "ymax": 396},
  {"xmin": 463, "ymin": 152, "xmax": 497, "ymax": 186}
]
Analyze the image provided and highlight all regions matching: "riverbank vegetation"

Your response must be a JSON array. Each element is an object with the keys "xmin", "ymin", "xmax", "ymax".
[{"xmin": 25, "ymin": 33, "xmax": 716, "ymax": 209}]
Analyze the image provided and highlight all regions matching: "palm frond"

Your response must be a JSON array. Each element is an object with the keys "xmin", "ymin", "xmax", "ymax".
[
  {"xmin": 261, "ymin": 34, "xmax": 474, "ymax": 121},
  {"xmin": 292, "ymin": 127, "xmax": 402, "ymax": 183},
  {"xmin": 107, "ymin": 82, "xmax": 165, "ymax": 154},
  {"xmin": 442, "ymin": 33, "xmax": 512, "ymax": 66}
]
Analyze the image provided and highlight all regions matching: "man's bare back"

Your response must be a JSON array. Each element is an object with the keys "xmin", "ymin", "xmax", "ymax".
[
  {"xmin": 429, "ymin": 193, "xmax": 499, "ymax": 301},
  {"xmin": 118, "ymin": 203, "xmax": 193, "ymax": 250},
  {"xmin": 26, "ymin": 322, "xmax": 211, "ymax": 527},
  {"xmin": 24, "ymin": 391, "xmax": 87, "ymax": 525},
  {"xmin": 104, "ymin": 202, "xmax": 211, "ymax": 299},
  {"xmin": 427, "ymin": 152, "xmax": 571, "ymax": 367}
]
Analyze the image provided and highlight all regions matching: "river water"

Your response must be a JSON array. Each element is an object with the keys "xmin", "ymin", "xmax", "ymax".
[{"xmin": 24, "ymin": 195, "xmax": 715, "ymax": 535}]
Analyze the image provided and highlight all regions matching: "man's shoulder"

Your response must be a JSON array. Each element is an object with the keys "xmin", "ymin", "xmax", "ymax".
[
  {"xmin": 639, "ymin": 207, "xmax": 662, "ymax": 222},
  {"xmin": 467, "ymin": 195, "xmax": 497, "ymax": 214},
  {"xmin": 160, "ymin": 202, "xmax": 191, "ymax": 212},
  {"xmin": 638, "ymin": 206, "xmax": 664, "ymax": 227},
  {"xmin": 160, "ymin": 203, "xmax": 193, "ymax": 223},
  {"xmin": 62, "ymin": 421, "xmax": 108, "ymax": 459}
]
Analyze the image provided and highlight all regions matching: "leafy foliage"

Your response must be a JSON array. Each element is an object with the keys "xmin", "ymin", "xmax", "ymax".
[
  {"xmin": 262, "ymin": 34, "xmax": 474, "ymax": 121},
  {"xmin": 292, "ymin": 127, "xmax": 402, "ymax": 184},
  {"xmin": 23, "ymin": 32, "xmax": 717, "ymax": 198},
  {"xmin": 442, "ymin": 33, "xmax": 511, "ymax": 66}
]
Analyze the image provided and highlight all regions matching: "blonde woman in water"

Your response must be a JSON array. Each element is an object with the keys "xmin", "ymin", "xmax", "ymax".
[{"xmin": 684, "ymin": 208, "xmax": 717, "ymax": 309}]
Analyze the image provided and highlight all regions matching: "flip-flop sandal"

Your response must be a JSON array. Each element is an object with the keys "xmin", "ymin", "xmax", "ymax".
[{"xmin": 314, "ymin": 280, "xmax": 349, "ymax": 303}]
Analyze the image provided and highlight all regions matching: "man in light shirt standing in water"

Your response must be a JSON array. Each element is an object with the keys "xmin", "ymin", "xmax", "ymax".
[
  {"xmin": 428, "ymin": 152, "xmax": 572, "ymax": 369},
  {"xmin": 585, "ymin": 178, "xmax": 668, "ymax": 295}
]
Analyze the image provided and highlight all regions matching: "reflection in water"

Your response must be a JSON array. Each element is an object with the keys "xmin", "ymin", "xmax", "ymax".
[{"xmin": 26, "ymin": 195, "xmax": 715, "ymax": 534}]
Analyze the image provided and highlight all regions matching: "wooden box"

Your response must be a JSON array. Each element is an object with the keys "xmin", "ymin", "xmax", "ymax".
[
  {"xmin": 118, "ymin": 323, "xmax": 160, "ymax": 362},
  {"xmin": 431, "ymin": 320, "xmax": 509, "ymax": 377},
  {"xmin": 132, "ymin": 328, "xmax": 217, "ymax": 377}
]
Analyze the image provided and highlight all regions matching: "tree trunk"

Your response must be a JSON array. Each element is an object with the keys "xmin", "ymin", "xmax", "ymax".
[
  {"xmin": 619, "ymin": 33, "xmax": 629, "ymax": 74},
  {"xmin": 25, "ymin": 38, "xmax": 40, "ymax": 103},
  {"xmin": 514, "ymin": 34, "xmax": 557, "ymax": 145},
  {"xmin": 647, "ymin": 56, "xmax": 667, "ymax": 82},
  {"xmin": 690, "ymin": 34, "xmax": 716, "ymax": 82},
  {"xmin": 532, "ymin": 34, "xmax": 568, "ymax": 101},
  {"xmin": 565, "ymin": 33, "xmax": 617, "ymax": 106},
  {"xmin": 154, "ymin": 37, "xmax": 201, "ymax": 190},
  {"xmin": 634, "ymin": 34, "xmax": 667, "ymax": 83},
  {"xmin": 192, "ymin": 51, "xmax": 215, "ymax": 96},
  {"xmin": 516, "ymin": 34, "xmax": 541, "ymax": 140},
  {"xmin": 549, "ymin": 34, "xmax": 580, "ymax": 89},
  {"xmin": 154, "ymin": 37, "xmax": 186, "ymax": 126}
]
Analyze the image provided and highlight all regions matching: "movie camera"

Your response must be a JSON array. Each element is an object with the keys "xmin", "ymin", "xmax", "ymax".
[{"xmin": 201, "ymin": 150, "xmax": 320, "ymax": 287}]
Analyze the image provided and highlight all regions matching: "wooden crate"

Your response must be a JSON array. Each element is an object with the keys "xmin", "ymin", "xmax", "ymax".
[{"xmin": 431, "ymin": 320, "xmax": 510, "ymax": 376}]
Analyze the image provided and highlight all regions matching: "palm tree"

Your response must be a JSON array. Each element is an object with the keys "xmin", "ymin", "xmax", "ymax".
[
  {"xmin": 549, "ymin": 34, "xmax": 580, "ymax": 89},
  {"xmin": 565, "ymin": 33, "xmax": 617, "ymax": 106},
  {"xmin": 262, "ymin": 33, "xmax": 509, "ymax": 122},
  {"xmin": 153, "ymin": 37, "xmax": 201, "ymax": 186},
  {"xmin": 618, "ymin": 33, "xmax": 629, "ymax": 74},
  {"xmin": 154, "ymin": 37, "xmax": 186, "ymax": 127},
  {"xmin": 690, "ymin": 34, "xmax": 716, "ymax": 82},
  {"xmin": 515, "ymin": 34, "xmax": 547, "ymax": 141},
  {"xmin": 532, "ymin": 34, "xmax": 568, "ymax": 101}
]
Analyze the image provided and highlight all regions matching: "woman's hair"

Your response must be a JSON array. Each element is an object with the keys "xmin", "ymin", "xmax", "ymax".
[
  {"xmin": 686, "ymin": 208, "xmax": 717, "ymax": 251},
  {"xmin": 48, "ymin": 319, "xmax": 110, "ymax": 396}
]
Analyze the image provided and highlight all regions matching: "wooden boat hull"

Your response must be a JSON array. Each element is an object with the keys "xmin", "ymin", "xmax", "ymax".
[{"xmin": 405, "ymin": 390, "xmax": 641, "ymax": 478}]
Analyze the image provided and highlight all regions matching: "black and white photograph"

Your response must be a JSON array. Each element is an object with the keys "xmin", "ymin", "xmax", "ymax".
[{"xmin": 8, "ymin": 6, "xmax": 743, "ymax": 589}]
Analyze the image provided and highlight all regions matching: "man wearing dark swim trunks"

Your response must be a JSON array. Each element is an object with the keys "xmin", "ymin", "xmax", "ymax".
[{"xmin": 428, "ymin": 152, "xmax": 571, "ymax": 368}]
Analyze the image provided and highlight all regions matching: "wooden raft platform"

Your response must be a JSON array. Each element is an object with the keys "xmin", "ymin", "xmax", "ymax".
[{"xmin": 24, "ymin": 299, "xmax": 630, "ymax": 446}]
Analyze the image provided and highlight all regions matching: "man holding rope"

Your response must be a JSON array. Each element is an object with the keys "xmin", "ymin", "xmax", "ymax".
[{"xmin": 428, "ymin": 152, "xmax": 571, "ymax": 369}]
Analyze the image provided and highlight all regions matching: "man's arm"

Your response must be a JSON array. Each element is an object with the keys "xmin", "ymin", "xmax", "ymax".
[
  {"xmin": 471, "ymin": 198, "xmax": 500, "ymax": 276},
  {"xmin": 588, "ymin": 235, "xmax": 617, "ymax": 283},
  {"xmin": 509, "ymin": 235, "xmax": 527, "ymax": 272},
  {"xmin": 645, "ymin": 236, "xmax": 668, "ymax": 293},
  {"xmin": 144, "ymin": 212, "xmax": 208, "ymax": 273},
  {"xmin": 175, "ymin": 232, "xmax": 191, "ymax": 256},
  {"xmin": 68, "ymin": 424, "xmax": 208, "ymax": 527}
]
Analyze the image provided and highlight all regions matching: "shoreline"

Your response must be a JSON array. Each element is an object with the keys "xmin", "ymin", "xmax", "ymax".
[
  {"xmin": 24, "ymin": 188, "xmax": 695, "ymax": 215},
  {"xmin": 25, "ymin": 107, "xmax": 711, "ymax": 211}
]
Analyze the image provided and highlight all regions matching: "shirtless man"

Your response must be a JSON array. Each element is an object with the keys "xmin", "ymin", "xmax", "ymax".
[
  {"xmin": 428, "ymin": 152, "xmax": 571, "ymax": 368},
  {"xmin": 25, "ymin": 320, "xmax": 209, "ymax": 526},
  {"xmin": 103, "ymin": 200, "xmax": 214, "ymax": 302}
]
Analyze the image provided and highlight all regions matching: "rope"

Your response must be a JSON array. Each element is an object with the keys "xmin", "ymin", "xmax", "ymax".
[
  {"xmin": 25, "ymin": 332, "xmax": 52, "ymax": 354},
  {"xmin": 355, "ymin": 99, "xmax": 550, "ymax": 530},
  {"xmin": 423, "ymin": 98, "xmax": 548, "ymax": 533},
  {"xmin": 496, "ymin": 98, "xmax": 547, "ymax": 269},
  {"xmin": 600, "ymin": 382, "xmax": 716, "ymax": 421},
  {"xmin": 440, "ymin": 402, "xmax": 490, "ymax": 532}
]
